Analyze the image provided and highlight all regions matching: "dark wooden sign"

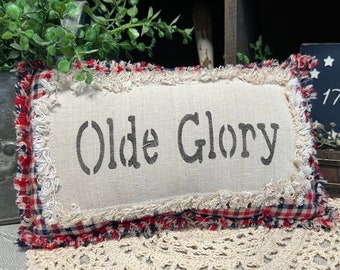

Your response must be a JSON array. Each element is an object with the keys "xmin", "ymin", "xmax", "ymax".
[
  {"xmin": 300, "ymin": 43, "xmax": 340, "ymax": 129},
  {"xmin": 301, "ymin": 44, "xmax": 340, "ymax": 196}
]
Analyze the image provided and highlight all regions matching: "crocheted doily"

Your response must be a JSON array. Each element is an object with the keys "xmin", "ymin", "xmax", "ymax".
[{"xmin": 26, "ymin": 198, "xmax": 340, "ymax": 270}]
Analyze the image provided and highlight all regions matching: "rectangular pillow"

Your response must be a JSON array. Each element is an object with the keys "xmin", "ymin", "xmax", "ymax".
[{"xmin": 14, "ymin": 55, "xmax": 339, "ymax": 249}]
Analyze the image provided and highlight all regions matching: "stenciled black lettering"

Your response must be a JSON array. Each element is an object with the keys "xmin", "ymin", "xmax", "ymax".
[
  {"xmin": 178, "ymin": 112, "xmax": 206, "ymax": 163},
  {"xmin": 91, "ymin": 121, "xmax": 105, "ymax": 174},
  {"xmin": 119, "ymin": 116, "xmax": 141, "ymax": 168},
  {"xmin": 238, "ymin": 123, "xmax": 256, "ymax": 158},
  {"xmin": 143, "ymin": 129, "xmax": 159, "ymax": 164},
  {"xmin": 228, "ymin": 124, "xmax": 236, "ymax": 157},
  {"xmin": 257, "ymin": 123, "xmax": 279, "ymax": 165},
  {"xmin": 76, "ymin": 120, "xmax": 104, "ymax": 175},
  {"xmin": 106, "ymin": 118, "xmax": 117, "ymax": 169},
  {"xmin": 219, "ymin": 124, "xmax": 237, "ymax": 158},
  {"xmin": 205, "ymin": 111, "xmax": 216, "ymax": 159},
  {"xmin": 76, "ymin": 121, "xmax": 90, "ymax": 175},
  {"xmin": 120, "ymin": 136, "xmax": 126, "ymax": 166}
]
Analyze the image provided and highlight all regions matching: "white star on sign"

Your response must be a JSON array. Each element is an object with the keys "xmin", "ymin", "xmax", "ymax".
[
  {"xmin": 324, "ymin": 55, "xmax": 334, "ymax": 67},
  {"xmin": 310, "ymin": 69, "xmax": 320, "ymax": 79}
]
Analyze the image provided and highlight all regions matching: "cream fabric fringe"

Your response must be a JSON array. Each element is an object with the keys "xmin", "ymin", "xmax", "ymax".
[
  {"xmin": 26, "ymin": 198, "xmax": 340, "ymax": 270},
  {"xmin": 33, "ymin": 65, "xmax": 314, "ymax": 226}
]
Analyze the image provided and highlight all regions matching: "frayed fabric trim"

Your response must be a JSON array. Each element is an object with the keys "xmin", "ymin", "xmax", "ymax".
[
  {"xmin": 32, "ymin": 63, "xmax": 313, "ymax": 227},
  {"xmin": 13, "ymin": 56, "xmax": 340, "ymax": 250},
  {"xmin": 32, "ymin": 94, "xmax": 61, "ymax": 223},
  {"xmin": 34, "ymin": 60, "xmax": 312, "ymax": 226},
  {"xmin": 17, "ymin": 187, "xmax": 340, "ymax": 250}
]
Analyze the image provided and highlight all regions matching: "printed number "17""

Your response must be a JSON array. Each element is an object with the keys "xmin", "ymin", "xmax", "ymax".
[{"xmin": 323, "ymin": 88, "xmax": 340, "ymax": 105}]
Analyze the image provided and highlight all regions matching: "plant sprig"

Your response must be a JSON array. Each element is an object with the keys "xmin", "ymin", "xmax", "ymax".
[
  {"xmin": 0, "ymin": 0, "xmax": 193, "ymax": 83},
  {"xmin": 237, "ymin": 35, "xmax": 273, "ymax": 65}
]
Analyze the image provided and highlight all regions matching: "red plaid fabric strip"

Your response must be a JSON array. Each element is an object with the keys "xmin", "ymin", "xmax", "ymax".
[{"xmin": 193, "ymin": 189, "xmax": 321, "ymax": 221}]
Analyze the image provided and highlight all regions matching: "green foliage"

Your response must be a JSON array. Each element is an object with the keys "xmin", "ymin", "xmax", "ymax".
[
  {"xmin": 0, "ymin": 0, "xmax": 193, "ymax": 83},
  {"xmin": 237, "ymin": 35, "xmax": 273, "ymax": 64}
]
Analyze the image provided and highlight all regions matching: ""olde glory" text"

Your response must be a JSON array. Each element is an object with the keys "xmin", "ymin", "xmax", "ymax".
[{"xmin": 76, "ymin": 111, "xmax": 279, "ymax": 175}]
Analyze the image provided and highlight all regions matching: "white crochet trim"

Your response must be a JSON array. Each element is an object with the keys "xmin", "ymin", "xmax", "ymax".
[
  {"xmin": 26, "ymin": 199, "xmax": 340, "ymax": 270},
  {"xmin": 33, "ymin": 64, "xmax": 314, "ymax": 226}
]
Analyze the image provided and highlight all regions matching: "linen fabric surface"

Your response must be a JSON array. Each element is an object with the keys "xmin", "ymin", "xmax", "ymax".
[{"xmin": 14, "ymin": 55, "xmax": 339, "ymax": 249}]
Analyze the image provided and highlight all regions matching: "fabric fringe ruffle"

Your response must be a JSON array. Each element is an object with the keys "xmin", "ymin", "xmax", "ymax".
[{"xmin": 13, "ymin": 56, "xmax": 339, "ymax": 250}]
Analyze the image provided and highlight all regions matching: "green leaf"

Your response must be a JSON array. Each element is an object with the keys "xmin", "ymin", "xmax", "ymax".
[
  {"xmin": 85, "ymin": 29, "xmax": 97, "ymax": 41},
  {"xmin": 136, "ymin": 42, "xmax": 145, "ymax": 52},
  {"xmin": 0, "ymin": 64, "xmax": 13, "ymax": 71},
  {"xmin": 128, "ymin": 0, "xmax": 139, "ymax": 6},
  {"xmin": 5, "ymin": 3, "xmax": 22, "ymax": 20},
  {"xmin": 115, "ymin": 7, "xmax": 127, "ymax": 18},
  {"xmin": 75, "ymin": 71, "xmax": 85, "ymax": 81},
  {"xmin": 32, "ymin": 34, "xmax": 43, "ymax": 43},
  {"xmin": 23, "ymin": 10, "xmax": 41, "ymax": 22},
  {"xmin": 108, "ymin": 40, "xmax": 119, "ymax": 51},
  {"xmin": 47, "ymin": 45, "xmax": 56, "ymax": 56},
  {"xmin": 141, "ymin": 25, "xmax": 149, "ymax": 36},
  {"xmin": 10, "ymin": 42, "xmax": 22, "ymax": 51},
  {"xmin": 1, "ymin": 31, "xmax": 14, "ymax": 40},
  {"xmin": 92, "ymin": 15, "xmax": 107, "ymax": 26},
  {"xmin": 28, "ymin": 47, "xmax": 36, "ymax": 55},
  {"xmin": 185, "ymin": 28, "xmax": 193, "ymax": 36},
  {"xmin": 65, "ymin": 2, "xmax": 80, "ymax": 17},
  {"xmin": 131, "ymin": 18, "xmax": 138, "ymax": 23},
  {"xmin": 19, "ymin": 35, "xmax": 29, "ymax": 51},
  {"xmin": 16, "ymin": 0, "xmax": 27, "ymax": 9},
  {"xmin": 85, "ymin": 72, "xmax": 93, "ymax": 84},
  {"xmin": 101, "ymin": 32, "xmax": 113, "ymax": 42},
  {"xmin": 24, "ymin": 29, "xmax": 34, "ymax": 38},
  {"xmin": 78, "ymin": 49, "xmax": 98, "ymax": 55},
  {"xmin": 98, "ymin": 3, "xmax": 108, "ymax": 13},
  {"xmin": 8, "ymin": 22, "xmax": 17, "ymax": 32},
  {"xmin": 102, "ymin": 42, "xmax": 113, "ymax": 52},
  {"xmin": 150, "ymin": 37, "xmax": 156, "ymax": 47},
  {"xmin": 66, "ymin": 31, "xmax": 75, "ymax": 40},
  {"xmin": 170, "ymin": 15, "xmax": 180, "ymax": 26},
  {"xmin": 45, "ymin": 28, "xmax": 56, "ymax": 41},
  {"xmin": 57, "ymin": 59, "xmax": 71, "ymax": 73},
  {"xmin": 127, "ymin": 28, "xmax": 139, "ymax": 40},
  {"xmin": 145, "ymin": 27, "xmax": 154, "ymax": 37},
  {"xmin": 237, "ymin": 52, "xmax": 250, "ymax": 64},
  {"xmin": 127, "ymin": 6, "xmax": 138, "ymax": 18},
  {"xmin": 48, "ymin": 10, "xmax": 59, "ymax": 20},
  {"xmin": 77, "ymin": 29, "xmax": 85, "ymax": 39},
  {"xmin": 8, "ymin": 49, "xmax": 20, "ymax": 59},
  {"xmin": 119, "ymin": 40, "xmax": 133, "ymax": 50},
  {"xmin": 147, "ymin": 7, "xmax": 153, "ymax": 19},
  {"xmin": 59, "ymin": 36, "xmax": 70, "ymax": 46},
  {"xmin": 147, "ymin": 50, "xmax": 153, "ymax": 58},
  {"xmin": 59, "ymin": 46, "xmax": 74, "ymax": 57},
  {"xmin": 46, "ymin": 55, "xmax": 55, "ymax": 68},
  {"xmin": 151, "ymin": 10, "xmax": 161, "ymax": 20},
  {"xmin": 51, "ymin": 2, "xmax": 66, "ymax": 15},
  {"xmin": 54, "ymin": 27, "xmax": 66, "ymax": 38},
  {"xmin": 163, "ymin": 27, "xmax": 173, "ymax": 39},
  {"xmin": 158, "ymin": 30, "xmax": 164, "ymax": 38},
  {"xmin": 26, "ymin": 20, "xmax": 41, "ymax": 33}
]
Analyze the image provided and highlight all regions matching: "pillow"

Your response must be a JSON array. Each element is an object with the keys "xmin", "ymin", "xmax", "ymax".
[{"xmin": 14, "ymin": 55, "xmax": 339, "ymax": 249}]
